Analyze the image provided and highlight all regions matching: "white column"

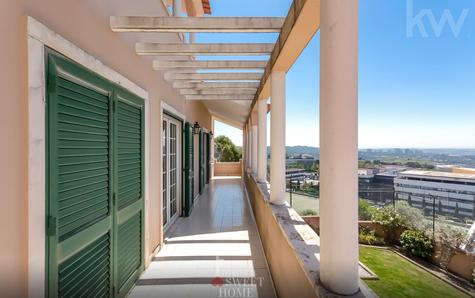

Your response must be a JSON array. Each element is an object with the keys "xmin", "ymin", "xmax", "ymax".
[
  {"xmin": 251, "ymin": 124, "xmax": 258, "ymax": 174},
  {"xmin": 243, "ymin": 126, "xmax": 247, "ymax": 167},
  {"xmin": 245, "ymin": 123, "xmax": 251, "ymax": 172},
  {"xmin": 173, "ymin": 0, "xmax": 182, "ymax": 16},
  {"xmin": 269, "ymin": 71, "xmax": 286, "ymax": 205},
  {"xmin": 319, "ymin": 0, "xmax": 359, "ymax": 295},
  {"xmin": 248, "ymin": 123, "xmax": 253, "ymax": 172},
  {"xmin": 257, "ymin": 98, "xmax": 267, "ymax": 182}
]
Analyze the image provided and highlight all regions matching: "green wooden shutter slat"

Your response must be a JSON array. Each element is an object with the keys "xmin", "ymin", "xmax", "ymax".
[
  {"xmin": 59, "ymin": 122, "xmax": 108, "ymax": 136},
  {"xmin": 54, "ymin": 74, "xmax": 111, "ymax": 241},
  {"xmin": 58, "ymin": 77, "xmax": 109, "ymax": 104},
  {"xmin": 117, "ymin": 212, "xmax": 142, "ymax": 288},
  {"xmin": 58, "ymin": 117, "xmax": 109, "ymax": 130},
  {"xmin": 117, "ymin": 100, "xmax": 143, "ymax": 211},
  {"xmin": 58, "ymin": 233, "xmax": 111, "ymax": 297}
]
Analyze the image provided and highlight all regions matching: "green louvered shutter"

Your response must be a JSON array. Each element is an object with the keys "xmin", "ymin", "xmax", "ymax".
[
  {"xmin": 114, "ymin": 92, "xmax": 145, "ymax": 296},
  {"xmin": 47, "ymin": 51, "xmax": 113, "ymax": 297},
  {"xmin": 47, "ymin": 50, "xmax": 144, "ymax": 298},
  {"xmin": 206, "ymin": 133, "xmax": 211, "ymax": 184},
  {"xmin": 183, "ymin": 122, "xmax": 194, "ymax": 216},
  {"xmin": 199, "ymin": 131, "xmax": 205, "ymax": 194}
]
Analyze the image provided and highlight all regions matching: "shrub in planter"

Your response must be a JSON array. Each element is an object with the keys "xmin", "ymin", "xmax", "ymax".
[
  {"xmin": 400, "ymin": 229, "xmax": 433, "ymax": 258},
  {"xmin": 359, "ymin": 226, "xmax": 385, "ymax": 246},
  {"xmin": 372, "ymin": 206, "xmax": 402, "ymax": 243},
  {"xmin": 359, "ymin": 199, "xmax": 377, "ymax": 221},
  {"xmin": 300, "ymin": 209, "xmax": 318, "ymax": 216}
]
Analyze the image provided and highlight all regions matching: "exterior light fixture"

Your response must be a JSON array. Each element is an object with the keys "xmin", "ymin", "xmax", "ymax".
[
  {"xmin": 193, "ymin": 122, "xmax": 201, "ymax": 134},
  {"xmin": 209, "ymin": 131, "xmax": 214, "ymax": 136}
]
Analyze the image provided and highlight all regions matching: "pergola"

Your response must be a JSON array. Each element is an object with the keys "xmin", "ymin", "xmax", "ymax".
[{"xmin": 109, "ymin": 0, "xmax": 359, "ymax": 295}]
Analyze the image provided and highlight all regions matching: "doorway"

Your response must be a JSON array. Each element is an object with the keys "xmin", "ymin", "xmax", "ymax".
[{"xmin": 162, "ymin": 115, "xmax": 182, "ymax": 228}]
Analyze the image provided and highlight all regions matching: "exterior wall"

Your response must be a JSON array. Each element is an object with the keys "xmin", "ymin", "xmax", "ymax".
[
  {"xmin": 447, "ymin": 252, "xmax": 475, "ymax": 281},
  {"xmin": 0, "ymin": 0, "xmax": 212, "ymax": 295},
  {"xmin": 453, "ymin": 168, "xmax": 475, "ymax": 175},
  {"xmin": 302, "ymin": 216, "xmax": 406, "ymax": 243},
  {"xmin": 244, "ymin": 175, "xmax": 318, "ymax": 298},
  {"xmin": 214, "ymin": 161, "xmax": 242, "ymax": 176}
]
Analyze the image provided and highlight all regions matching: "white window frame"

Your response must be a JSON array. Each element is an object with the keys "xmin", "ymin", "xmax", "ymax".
[{"xmin": 160, "ymin": 101, "xmax": 185, "ymax": 236}]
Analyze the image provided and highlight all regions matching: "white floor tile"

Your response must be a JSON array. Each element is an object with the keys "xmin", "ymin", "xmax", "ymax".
[{"xmin": 129, "ymin": 177, "xmax": 276, "ymax": 298}]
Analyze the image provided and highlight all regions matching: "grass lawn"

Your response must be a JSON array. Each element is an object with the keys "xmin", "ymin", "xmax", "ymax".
[
  {"xmin": 360, "ymin": 247, "xmax": 470, "ymax": 298},
  {"xmin": 285, "ymin": 192, "xmax": 319, "ymax": 215}
]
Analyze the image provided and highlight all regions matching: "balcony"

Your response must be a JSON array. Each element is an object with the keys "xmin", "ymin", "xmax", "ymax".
[{"xmin": 130, "ymin": 177, "xmax": 276, "ymax": 298}]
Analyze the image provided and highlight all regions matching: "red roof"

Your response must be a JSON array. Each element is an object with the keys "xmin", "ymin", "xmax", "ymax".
[{"xmin": 202, "ymin": 0, "xmax": 211, "ymax": 14}]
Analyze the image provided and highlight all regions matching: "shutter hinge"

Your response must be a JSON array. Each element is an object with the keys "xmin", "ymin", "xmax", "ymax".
[{"xmin": 47, "ymin": 215, "xmax": 57, "ymax": 236}]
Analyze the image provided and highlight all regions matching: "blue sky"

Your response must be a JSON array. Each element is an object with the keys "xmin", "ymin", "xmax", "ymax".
[{"xmin": 205, "ymin": 0, "xmax": 475, "ymax": 148}]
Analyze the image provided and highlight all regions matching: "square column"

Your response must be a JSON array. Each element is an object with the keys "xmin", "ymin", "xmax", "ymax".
[
  {"xmin": 269, "ymin": 71, "xmax": 286, "ymax": 205},
  {"xmin": 319, "ymin": 0, "xmax": 359, "ymax": 295},
  {"xmin": 257, "ymin": 98, "xmax": 268, "ymax": 182},
  {"xmin": 251, "ymin": 124, "xmax": 258, "ymax": 174},
  {"xmin": 247, "ymin": 122, "xmax": 252, "ymax": 172}
]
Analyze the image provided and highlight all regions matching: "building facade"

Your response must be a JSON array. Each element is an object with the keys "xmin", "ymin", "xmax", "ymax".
[{"xmin": 394, "ymin": 170, "xmax": 475, "ymax": 220}]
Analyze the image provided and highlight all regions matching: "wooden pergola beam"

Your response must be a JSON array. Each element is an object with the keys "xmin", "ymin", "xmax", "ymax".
[
  {"xmin": 111, "ymin": 16, "xmax": 285, "ymax": 33},
  {"xmin": 185, "ymin": 94, "xmax": 254, "ymax": 100},
  {"xmin": 180, "ymin": 88, "xmax": 257, "ymax": 95},
  {"xmin": 153, "ymin": 60, "xmax": 268, "ymax": 69},
  {"xmin": 172, "ymin": 81, "xmax": 260, "ymax": 89},
  {"xmin": 165, "ymin": 72, "xmax": 262, "ymax": 81},
  {"xmin": 136, "ymin": 43, "xmax": 274, "ymax": 56}
]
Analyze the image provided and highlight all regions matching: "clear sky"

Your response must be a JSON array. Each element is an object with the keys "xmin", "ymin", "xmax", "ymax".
[{"xmin": 205, "ymin": 0, "xmax": 475, "ymax": 148}]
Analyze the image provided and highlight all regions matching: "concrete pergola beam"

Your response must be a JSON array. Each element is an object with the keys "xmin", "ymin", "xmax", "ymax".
[
  {"xmin": 185, "ymin": 94, "xmax": 254, "ymax": 100},
  {"xmin": 136, "ymin": 43, "xmax": 274, "ymax": 56},
  {"xmin": 111, "ymin": 16, "xmax": 285, "ymax": 33},
  {"xmin": 172, "ymin": 81, "xmax": 260, "ymax": 89},
  {"xmin": 153, "ymin": 60, "xmax": 268, "ymax": 69},
  {"xmin": 180, "ymin": 88, "xmax": 257, "ymax": 95},
  {"xmin": 165, "ymin": 72, "xmax": 262, "ymax": 81},
  {"xmin": 248, "ymin": 0, "xmax": 322, "ymax": 115}
]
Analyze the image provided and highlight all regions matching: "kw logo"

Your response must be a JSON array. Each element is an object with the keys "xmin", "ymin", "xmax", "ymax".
[{"xmin": 406, "ymin": 0, "xmax": 470, "ymax": 38}]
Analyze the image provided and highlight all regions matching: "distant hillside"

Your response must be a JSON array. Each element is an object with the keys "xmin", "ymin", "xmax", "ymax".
[{"xmin": 266, "ymin": 146, "xmax": 320, "ymax": 156}]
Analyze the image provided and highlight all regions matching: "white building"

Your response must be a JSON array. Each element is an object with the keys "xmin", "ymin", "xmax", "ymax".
[{"xmin": 394, "ymin": 170, "xmax": 475, "ymax": 219}]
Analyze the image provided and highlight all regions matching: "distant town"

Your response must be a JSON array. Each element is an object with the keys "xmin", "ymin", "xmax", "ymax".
[{"xmin": 279, "ymin": 147, "xmax": 475, "ymax": 225}]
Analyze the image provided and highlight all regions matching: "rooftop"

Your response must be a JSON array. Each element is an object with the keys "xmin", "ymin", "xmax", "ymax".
[{"xmin": 399, "ymin": 170, "xmax": 475, "ymax": 181}]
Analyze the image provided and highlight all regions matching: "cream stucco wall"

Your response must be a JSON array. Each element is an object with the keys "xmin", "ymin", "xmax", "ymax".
[
  {"xmin": 0, "ymin": 0, "xmax": 211, "ymax": 296},
  {"xmin": 214, "ymin": 161, "xmax": 243, "ymax": 176}
]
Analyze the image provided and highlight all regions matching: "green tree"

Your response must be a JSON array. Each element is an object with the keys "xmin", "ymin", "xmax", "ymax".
[{"xmin": 214, "ymin": 135, "xmax": 242, "ymax": 162}]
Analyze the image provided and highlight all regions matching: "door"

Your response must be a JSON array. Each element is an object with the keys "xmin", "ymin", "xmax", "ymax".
[
  {"xmin": 183, "ymin": 122, "xmax": 194, "ymax": 216},
  {"xmin": 162, "ymin": 115, "xmax": 181, "ymax": 227},
  {"xmin": 199, "ymin": 131, "xmax": 205, "ymax": 194},
  {"xmin": 206, "ymin": 133, "xmax": 211, "ymax": 184},
  {"xmin": 46, "ymin": 49, "xmax": 144, "ymax": 297}
]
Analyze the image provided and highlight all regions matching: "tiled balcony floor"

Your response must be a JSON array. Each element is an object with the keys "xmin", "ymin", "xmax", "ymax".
[{"xmin": 130, "ymin": 177, "xmax": 277, "ymax": 298}]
